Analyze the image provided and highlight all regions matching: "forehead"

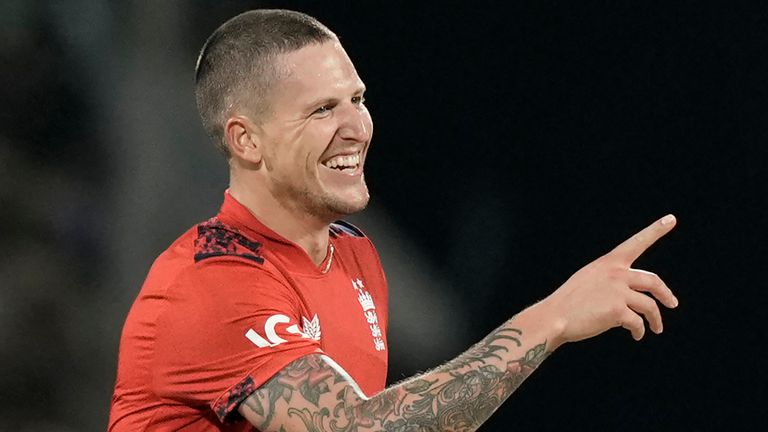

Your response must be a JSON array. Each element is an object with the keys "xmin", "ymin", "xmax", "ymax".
[{"xmin": 272, "ymin": 41, "xmax": 364, "ymax": 104}]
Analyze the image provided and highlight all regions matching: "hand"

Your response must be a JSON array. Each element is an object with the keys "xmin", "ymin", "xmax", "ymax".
[{"xmin": 541, "ymin": 215, "xmax": 679, "ymax": 348}]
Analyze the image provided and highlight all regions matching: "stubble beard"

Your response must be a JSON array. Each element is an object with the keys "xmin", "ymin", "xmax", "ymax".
[{"xmin": 273, "ymin": 177, "xmax": 370, "ymax": 223}]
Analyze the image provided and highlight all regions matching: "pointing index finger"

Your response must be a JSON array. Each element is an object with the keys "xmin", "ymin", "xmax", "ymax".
[{"xmin": 611, "ymin": 214, "xmax": 676, "ymax": 263}]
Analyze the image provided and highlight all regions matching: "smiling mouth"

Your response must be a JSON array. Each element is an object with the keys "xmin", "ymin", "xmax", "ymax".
[{"xmin": 321, "ymin": 152, "xmax": 361, "ymax": 173}]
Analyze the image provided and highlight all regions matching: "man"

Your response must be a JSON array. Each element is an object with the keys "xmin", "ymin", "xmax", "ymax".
[{"xmin": 109, "ymin": 9, "xmax": 679, "ymax": 431}]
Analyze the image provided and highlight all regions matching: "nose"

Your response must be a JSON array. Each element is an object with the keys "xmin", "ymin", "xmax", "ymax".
[{"xmin": 337, "ymin": 103, "xmax": 370, "ymax": 143}]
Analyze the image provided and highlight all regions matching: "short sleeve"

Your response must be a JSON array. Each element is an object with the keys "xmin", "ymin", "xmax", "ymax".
[{"xmin": 152, "ymin": 259, "xmax": 323, "ymax": 423}]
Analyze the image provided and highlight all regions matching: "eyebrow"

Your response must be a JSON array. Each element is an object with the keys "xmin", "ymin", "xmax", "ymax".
[{"xmin": 303, "ymin": 85, "xmax": 367, "ymax": 110}]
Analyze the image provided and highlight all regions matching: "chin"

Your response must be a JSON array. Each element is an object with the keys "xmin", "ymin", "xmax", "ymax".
[
  {"xmin": 329, "ymin": 194, "xmax": 370, "ymax": 217},
  {"xmin": 316, "ymin": 187, "xmax": 370, "ymax": 219}
]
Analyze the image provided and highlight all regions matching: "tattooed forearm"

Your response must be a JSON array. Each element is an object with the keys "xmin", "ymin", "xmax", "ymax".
[
  {"xmin": 384, "ymin": 329, "xmax": 549, "ymax": 432},
  {"xmin": 240, "ymin": 323, "xmax": 549, "ymax": 432}
]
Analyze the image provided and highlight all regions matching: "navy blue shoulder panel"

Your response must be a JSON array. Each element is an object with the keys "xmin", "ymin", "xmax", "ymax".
[
  {"xmin": 329, "ymin": 220, "xmax": 366, "ymax": 238},
  {"xmin": 194, "ymin": 218, "xmax": 264, "ymax": 264}
]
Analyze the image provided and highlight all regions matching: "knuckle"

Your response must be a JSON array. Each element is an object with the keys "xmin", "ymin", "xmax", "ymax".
[
  {"xmin": 632, "ymin": 314, "xmax": 644, "ymax": 327},
  {"xmin": 643, "ymin": 299, "xmax": 660, "ymax": 319},
  {"xmin": 611, "ymin": 303, "xmax": 626, "ymax": 318},
  {"xmin": 608, "ymin": 266, "xmax": 627, "ymax": 280},
  {"xmin": 642, "ymin": 293, "xmax": 657, "ymax": 309},
  {"xmin": 649, "ymin": 304, "xmax": 662, "ymax": 319},
  {"xmin": 593, "ymin": 255, "xmax": 613, "ymax": 269}
]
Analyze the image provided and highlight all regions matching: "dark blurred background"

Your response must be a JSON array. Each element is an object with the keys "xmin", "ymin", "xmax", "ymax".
[{"xmin": 2, "ymin": 1, "xmax": 766, "ymax": 430}]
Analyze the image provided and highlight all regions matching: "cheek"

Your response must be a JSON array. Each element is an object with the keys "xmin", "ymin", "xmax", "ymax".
[
  {"xmin": 311, "ymin": 122, "xmax": 338, "ymax": 149},
  {"xmin": 295, "ymin": 126, "xmax": 335, "ymax": 171}
]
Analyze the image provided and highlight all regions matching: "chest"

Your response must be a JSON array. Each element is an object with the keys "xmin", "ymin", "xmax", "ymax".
[{"xmin": 284, "ymin": 264, "xmax": 388, "ymax": 395}]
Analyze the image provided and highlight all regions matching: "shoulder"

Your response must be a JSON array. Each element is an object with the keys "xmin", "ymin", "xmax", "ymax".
[
  {"xmin": 194, "ymin": 217, "xmax": 266, "ymax": 264},
  {"xmin": 144, "ymin": 218, "xmax": 286, "ymax": 300},
  {"xmin": 187, "ymin": 218, "xmax": 297, "ymax": 295},
  {"xmin": 153, "ymin": 225, "xmax": 296, "ymax": 323}
]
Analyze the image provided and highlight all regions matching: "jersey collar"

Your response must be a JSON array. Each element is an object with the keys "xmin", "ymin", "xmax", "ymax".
[{"xmin": 217, "ymin": 190, "xmax": 335, "ymax": 275}]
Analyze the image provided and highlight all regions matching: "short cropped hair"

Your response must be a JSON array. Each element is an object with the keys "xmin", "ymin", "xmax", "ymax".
[{"xmin": 195, "ymin": 9, "xmax": 336, "ymax": 156}]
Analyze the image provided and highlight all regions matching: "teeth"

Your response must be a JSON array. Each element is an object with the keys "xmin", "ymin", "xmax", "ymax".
[{"xmin": 323, "ymin": 153, "xmax": 360, "ymax": 169}]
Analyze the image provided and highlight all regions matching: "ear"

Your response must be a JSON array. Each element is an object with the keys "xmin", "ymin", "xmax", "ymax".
[{"xmin": 224, "ymin": 115, "xmax": 263, "ymax": 164}]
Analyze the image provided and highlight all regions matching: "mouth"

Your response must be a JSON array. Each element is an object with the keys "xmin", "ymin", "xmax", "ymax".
[{"xmin": 321, "ymin": 151, "xmax": 363, "ymax": 175}]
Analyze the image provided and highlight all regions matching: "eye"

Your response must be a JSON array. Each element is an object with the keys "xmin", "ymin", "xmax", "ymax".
[
  {"xmin": 313, "ymin": 105, "xmax": 331, "ymax": 115},
  {"xmin": 352, "ymin": 95, "xmax": 366, "ymax": 105}
]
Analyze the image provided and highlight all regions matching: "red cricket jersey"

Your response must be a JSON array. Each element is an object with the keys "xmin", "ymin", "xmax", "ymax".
[{"xmin": 109, "ymin": 192, "xmax": 388, "ymax": 431}]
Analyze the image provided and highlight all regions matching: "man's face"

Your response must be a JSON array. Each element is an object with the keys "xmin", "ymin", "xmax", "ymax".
[{"xmin": 253, "ymin": 41, "xmax": 373, "ymax": 221}]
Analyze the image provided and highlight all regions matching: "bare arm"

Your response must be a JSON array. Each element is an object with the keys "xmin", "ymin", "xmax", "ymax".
[
  {"xmin": 240, "ymin": 307, "xmax": 552, "ymax": 432},
  {"xmin": 239, "ymin": 215, "xmax": 680, "ymax": 431}
]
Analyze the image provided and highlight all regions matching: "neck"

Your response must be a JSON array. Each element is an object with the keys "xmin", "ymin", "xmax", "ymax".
[{"xmin": 229, "ymin": 172, "xmax": 331, "ymax": 266}]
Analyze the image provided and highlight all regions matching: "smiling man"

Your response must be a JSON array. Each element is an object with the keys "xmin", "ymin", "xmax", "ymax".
[{"xmin": 109, "ymin": 9, "xmax": 680, "ymax": 432}]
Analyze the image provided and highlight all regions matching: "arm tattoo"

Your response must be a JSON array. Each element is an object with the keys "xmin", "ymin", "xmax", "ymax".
[{"xmin": 243, "ymin": 325, "xmax": 549, "ymax": 431}]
